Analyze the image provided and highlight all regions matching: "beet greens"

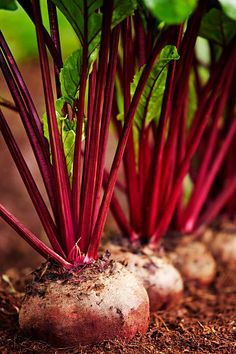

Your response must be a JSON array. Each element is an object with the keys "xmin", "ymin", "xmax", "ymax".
[
  {"xmin": 0, "ymin": 0, "xmax": 135, "ymax": 266},
  {"xmin": 1, "ymin": 0, "xmax": 236, "ymax": 267},
  {"xmin": 0, "ymin": 0, "xmax": 177, "ymax": 266},
  {"xmin": 109, "ymin": 1, "xmax": 236, "ymax": 247}
]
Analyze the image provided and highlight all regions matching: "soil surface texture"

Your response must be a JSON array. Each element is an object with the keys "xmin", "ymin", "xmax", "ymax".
[{"xmin": 0, "ymin": 260, "xmax": 235, "ymax": 354}]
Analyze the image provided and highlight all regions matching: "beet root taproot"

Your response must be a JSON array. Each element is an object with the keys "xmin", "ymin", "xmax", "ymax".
[
  {"xmin": 203, "ymin": 227, "xmax": 236, "ymax": 267},
  {"xmin": 169, "ymin": 240, "xmax": 216, "ymax": 285},
  {"xmin": 106, "ymin": 244, "xmax": 183, "ymax": 312},
  {"xmin": 19, "ymin": 261, "xmax": 149, "ymax": 346}
]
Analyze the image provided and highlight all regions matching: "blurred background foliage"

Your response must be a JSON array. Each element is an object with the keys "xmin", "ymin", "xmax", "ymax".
[{"xmin": 0, "ymin": 2, "xmax": 78, "ymax": 62}]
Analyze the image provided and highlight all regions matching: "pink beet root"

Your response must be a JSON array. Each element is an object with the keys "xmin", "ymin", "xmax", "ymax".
[
  {"xmin": 106, "ymin": 244, "xmax": 183, "ymax": 312},
  {"xmin": 19, "ymin": 261, "xmax": 149, "ymax": 346},
  {"xmin": 169, "ymin": 241, "xmax": 216, "ymax": 285}
]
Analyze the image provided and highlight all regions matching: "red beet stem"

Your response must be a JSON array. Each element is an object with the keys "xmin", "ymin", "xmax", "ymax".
[
  {"xmin": 78, "ymin": 0, "xmax": 114, "ymax": 253},
  {"xmin": 0, "ymin": 110, "xmax": 65, "ymax": 256},
  {"xmin": 0, "ymin": 204, "xmax": 71, "ymax": 268},
  {"xmin": 122, "ymin": 19, "xmax": 142, "ymax": 233},
  {"xmin": 72, "ymin": 2, "xmax": 89, "ymax": 237},
  {"xmin": 32, "ymin": 0, "xmax": 75, "ymax": 255},
  {"xmin": 47, "ymin": 0, "xmax": 63, "ymax": 98},
  {"xmin": 92, "ymin": 26, "xmax": 120, "ymax": 233},
  {"xmin": 150, "ymin": 45, "xmax": 236, "ymax": 245},
  {"xmin": 87, "ymin": 28, "xmax": 175, "ymax": 258}
]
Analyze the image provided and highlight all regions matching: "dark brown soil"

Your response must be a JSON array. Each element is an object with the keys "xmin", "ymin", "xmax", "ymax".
[{"xmin": 0, "ymin": 260, "xmax": 235, "ymax": 354}]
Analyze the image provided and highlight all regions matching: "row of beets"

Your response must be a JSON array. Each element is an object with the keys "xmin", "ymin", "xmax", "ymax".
[{"xmin": 0, "ymin": 0, "xmax": 236, "ymax": 347}]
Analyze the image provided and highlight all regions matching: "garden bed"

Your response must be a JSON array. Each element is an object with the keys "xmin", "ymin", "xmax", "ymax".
[{"xmin": 0, "ymin": 253, "xmax": 235, "ymax": 354}]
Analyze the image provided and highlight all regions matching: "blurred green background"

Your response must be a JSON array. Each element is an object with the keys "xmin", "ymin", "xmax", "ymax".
[{"xmin": 0, "ymin": 2, "xmax": 78, "ymax": 62}]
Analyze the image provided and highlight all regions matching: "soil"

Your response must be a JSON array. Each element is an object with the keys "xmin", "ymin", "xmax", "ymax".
[{"xmin": 0, "ymin": 257, "xmax": 235, "ymax": 354}]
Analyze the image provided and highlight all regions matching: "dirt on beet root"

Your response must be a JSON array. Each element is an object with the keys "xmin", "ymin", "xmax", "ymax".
[{"xmin": 0, "ymin": 250, "xmax": 236, "ymax": 354}]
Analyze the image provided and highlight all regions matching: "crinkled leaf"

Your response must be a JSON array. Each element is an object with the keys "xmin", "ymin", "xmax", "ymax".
[
  {"xmin": 52, "ymin": 0, "xmax": 137, "ymax": 56},
  {"xmin": 112, "ymin": 0, "xmax": 137, "ymax": 28},
  {"xmin": 131, "ymin": 45, "xmax": 179, "ymax": 129},
  {"xmin": 199, "ymin": 8, "xmax": 236, "ymax": 46},
  {"xmin": 60, "ymin": 49, "xmax": 83, "ymax": 106},
  {"xmin": 42, "ymin": 101, "xmax": 86, "ymax": 182},
  {"xmin": 55, "ymin": 97, "xmax": 65, "ymax": 113},
  {"xmin": 131, "ymin": 67, "xmax": 167, "ymax": 129},
  {"xmin": 59, "ymin": 48, "xmax": 98, "ymax": 106},
  {"xmin": 62, "ymin": 128, "xmax": 76, "ymax": 181},
  {"xmin": 42, "ymin": 112, "xmax": 50, "ymax": 142},
  {"xmin": 51, "ymin": 0, "xmax": 102, "ymax": 56},
  {"xmin": 142, "ymin": 0, "xmax": 197, "ymax": 24},
  {"xmin": 0, "ymin": 0, "xmax": 17, "ymax": 10},
  {"xmin": 42, "ymin": 111, "xmax": 76, "ymax": 181},
  {"xmin": 219, "ymin": 0, "xmax": 236, "ymax": 20},
  {"xmin": 55, "ymin": 0, "xmax": 137, "ymax": 106}
]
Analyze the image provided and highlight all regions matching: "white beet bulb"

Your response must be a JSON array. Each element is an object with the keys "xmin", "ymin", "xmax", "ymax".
[
  {"xmin": 202, "ymin": 228, "xmax": 236, "ymax": 266},
  {"xmin": 169, "ymin": 241, "xmax": 216, "ymax": 285},
  {"xmin": 107, "ymin": 245, "xmax": 183, "ymax": 312},
  {"xmin": 19, "ymin": 261, "xmax": 149, "ymax": 346}
]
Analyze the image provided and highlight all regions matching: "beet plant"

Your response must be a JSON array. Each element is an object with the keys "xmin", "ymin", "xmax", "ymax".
[
  {"xmin": 164, "ymin": 5, "xmax": 236, "ymax": 278},
  {"xmin": 110, "ymin": 0, "xmax": 236, "ymax": 245},
  {"xmin": 173, "ymin": 7, "xmax": 236, "ymax": 235},
  {"xmin": 1, "ymin": 0, "xmax": 235, "ymax": 345},
  {"xmin": 106, "ymin": 0, "xmax": 236, "ymax": 299},
  {"xmin": 0, "ymin": 0, "xmax": 167, "ymax": 346}
]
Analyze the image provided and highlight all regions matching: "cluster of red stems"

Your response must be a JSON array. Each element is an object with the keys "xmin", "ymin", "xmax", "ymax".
[{"xmin": 0, "ymin": 0, "xmax": 236, "ymax": 268}]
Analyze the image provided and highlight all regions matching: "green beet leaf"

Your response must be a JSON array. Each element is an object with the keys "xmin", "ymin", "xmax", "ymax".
[
  {"xmin": 60, "ymin": 49, "xmax": 83, "ymax": 106},
  {"xmin": 55, "ymin": 0, "xmax": 137, "ymax": 107},
  {"xmin": 62, "ymin": 126, "xmax": 76, "ymax": 182},
  {"xmin": 42, "ymin": 100, "xmax": 86, "ymax": 182},
  {"xmin": 51, "ymin": 0, "xmax": 102, "ymax": 56},
  {"xmin": 52, "ymin": 0, "xmax": 137, "ymax": 56},
  {"xmin": 142, "ymin": 0, "xmax": 197, "ymax": 24},
  {"xmin": 0, "ymin": 0, "xmax": 17, "ymax": 10},
  {"xmin": 199, "ymin": 8, "xmax": 236, "ymax": 46},
  {"xmin": 131, "ymin": 45, "xmax": 179, "ymax": 129},
  {"xmin": 59, "ymin": 48, "xmax": 97, "ymax": 106},
  {"xmin": 112, "ymin": 0, "xmax": 137, "ymax": 28}
]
